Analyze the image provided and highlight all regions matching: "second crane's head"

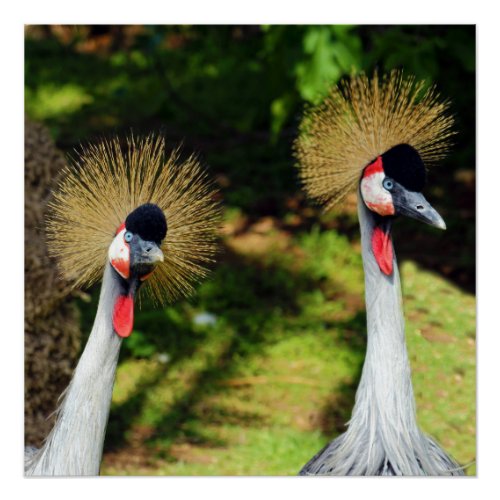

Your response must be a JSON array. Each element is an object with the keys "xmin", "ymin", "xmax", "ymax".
[
  {"xmin": 295, "ymin": 72, "xmax": 454, "ymax": 278},
  {"xmin": 359, "ymin": 143, "xmax": 446, "ymax": 276}
]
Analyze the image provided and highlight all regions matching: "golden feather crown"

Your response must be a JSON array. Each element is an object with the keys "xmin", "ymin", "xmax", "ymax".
[
  {"xmin": 46, "ymin": 134, "xmax": 221, "ymax": 305},
  {"xmin": 294, "ymin": 70, "xmax": 455, "ymax": 211}
]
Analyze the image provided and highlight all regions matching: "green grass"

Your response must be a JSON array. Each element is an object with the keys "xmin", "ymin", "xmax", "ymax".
[{"xmin": 94, "ymin": 224, "xmax": 475, "ymax": 476}]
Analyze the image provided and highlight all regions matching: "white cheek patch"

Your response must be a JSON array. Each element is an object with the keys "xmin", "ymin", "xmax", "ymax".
[
  {"xmin": 108, "ymin": 228, "xmax": 130, "ymax": 279},
  {"xmin": 360, "ymin": 172, "xmax": 395, "ymax": 216}
]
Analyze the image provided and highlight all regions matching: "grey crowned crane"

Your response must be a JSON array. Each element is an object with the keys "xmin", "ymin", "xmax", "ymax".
[
  {"xmin": 294, "ymin": 71, "xmax": 464, "ymax": 475},
  {"xmin": 25, "ymin": 135, "xmax": 220, "ymax": 476}
]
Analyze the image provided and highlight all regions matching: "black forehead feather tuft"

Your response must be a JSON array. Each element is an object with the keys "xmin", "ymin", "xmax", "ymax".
[
  {"xmin": 125, "ymin": 203, "xmax": 167, "ymax": 244},
  {"xmin": 381, "ymin": 144, "xmax": 426, "ymax": 192}
]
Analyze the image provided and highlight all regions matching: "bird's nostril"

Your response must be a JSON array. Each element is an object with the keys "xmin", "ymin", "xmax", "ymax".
[{"xmin": 416, "ymin": 205, "xmax": 424, "ymax": 211}]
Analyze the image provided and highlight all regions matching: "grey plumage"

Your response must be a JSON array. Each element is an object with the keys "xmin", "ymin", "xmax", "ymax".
[{"xmin": 25, "ymin": 264, "xmax": 122, "ymax": 475}]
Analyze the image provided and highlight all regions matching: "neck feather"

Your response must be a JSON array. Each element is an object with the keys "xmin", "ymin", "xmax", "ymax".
[
  {"xmin": 340, "ymin": 196, "xmax": 422, "ymax": 471},
  {"xmin": 26, "ymin": 264, "xmax": 122, "ymax": 476},
  {"xmin": 300, "ymin": 196, "xmax": 463, "ymax": 475}
]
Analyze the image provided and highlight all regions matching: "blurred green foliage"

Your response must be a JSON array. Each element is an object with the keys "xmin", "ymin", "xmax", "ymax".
[
  {"xmin": 25, "ymin": 26, "xmax": 474, "ymax": 145},
  {"xmin": 25, "ymin": 25, "xmax": 475, "ymax": 217}
]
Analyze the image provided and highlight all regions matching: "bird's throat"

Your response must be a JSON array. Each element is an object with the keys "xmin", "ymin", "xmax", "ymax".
[
  {"xmin": 110, "ymin": 262, "xmax": 157, "ymax": 338},
  {"xmin": 371, "ymin": 220, "xmax": 394, "ymax": 276}
]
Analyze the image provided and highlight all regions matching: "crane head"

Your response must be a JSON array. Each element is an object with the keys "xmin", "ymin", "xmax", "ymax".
[
  {"xmin": 108, "ymin": 203, "xmax": 167, "ymax": 338},
  {"xmin": 46, "ymin": 135, "xmax": 221, "ymax": 337},
  {"xmin": 360, "ymin": 144, "xmax": 446, "ymax": 230},
  {"xmin": 359, "ymin": 144, "xmax": 445, "ymax": 276},
  {"xmin": 108, "ymin": 203, "xmax": 167, "ymax": 281},
  {"xmin": 294, "ymin": 72, "xmax": 453, "ymax": 277},
  {"xmin": 295, "ymin": 71, "xmax": 454, "ymax": 215}
]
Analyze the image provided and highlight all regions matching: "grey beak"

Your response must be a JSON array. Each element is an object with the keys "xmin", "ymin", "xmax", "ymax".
[
  {"xmin": 135, "ymin": 239, "xmax": 164, "ymax": 264},
  {"xmin": 392, "ymin": 184, "xmax": 446, "ymax": 230}
]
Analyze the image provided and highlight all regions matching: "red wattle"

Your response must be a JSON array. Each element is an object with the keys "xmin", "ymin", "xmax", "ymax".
[
  {"xmin": 113, "ymin": 295, "xmax": 134, "ymax": 338},
  {"xmin": 372, "ymin": 225, "xmax": 393, "ymax": 275}
]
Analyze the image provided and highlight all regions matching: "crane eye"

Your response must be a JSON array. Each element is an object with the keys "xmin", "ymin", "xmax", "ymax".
[
  {"xmin": 382, "ymin": 178, "xmax": 394, "ymax": 191},
  {"xmin": 124, "ymin": 231, "xmax": 133, "ymax": 243}
]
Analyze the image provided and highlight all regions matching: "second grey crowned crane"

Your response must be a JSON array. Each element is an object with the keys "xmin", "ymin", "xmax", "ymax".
[{"xmin": 294, "ymin": 71, "xmax": 464, "ymax": 475}]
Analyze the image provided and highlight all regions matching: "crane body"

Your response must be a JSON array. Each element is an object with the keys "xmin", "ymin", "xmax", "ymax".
[
  {"xmin": 300, "ymin": 196, "xmax": 462, "ymax": 475},
  {"xmin": 295, "ymin": 71, "xmax": 465, "ymax": 475}
]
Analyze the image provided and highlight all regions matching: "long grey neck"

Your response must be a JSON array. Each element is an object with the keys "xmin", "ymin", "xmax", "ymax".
[
  {"xmin": 26, "ymin": 263, "xmax": 122, "ymax": 476},
  {"xmin": 342, "ymin": 196, "xmax": 421, "ymax": 470},
  {"xmin": 300, "ymin": 195, "xmax": 463, "ymax": 475}
]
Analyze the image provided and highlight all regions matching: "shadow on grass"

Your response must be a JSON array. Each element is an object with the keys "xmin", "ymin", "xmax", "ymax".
[{"xmin": 101, "ymin": 244, "xmax": 368, "ymax": 461}]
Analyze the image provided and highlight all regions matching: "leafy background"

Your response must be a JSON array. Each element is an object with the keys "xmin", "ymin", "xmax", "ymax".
[{"xmin": 25, "ymin": 25, "xmax": 475, "ymax": 475}]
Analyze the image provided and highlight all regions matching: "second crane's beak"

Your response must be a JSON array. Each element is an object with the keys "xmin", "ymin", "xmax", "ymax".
[{"xmin": 391, "ymin": 183, "xmax": 446, "ymax": 230}]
